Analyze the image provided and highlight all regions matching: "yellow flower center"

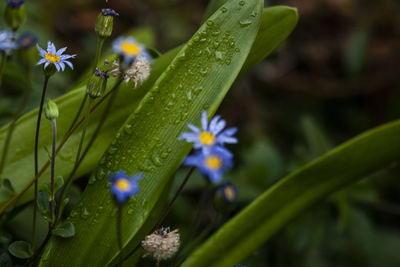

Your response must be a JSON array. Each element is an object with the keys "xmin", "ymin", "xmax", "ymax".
[
  {"xmin": 115, "ymin": 178, "xmax": 131, "ymax": 191},
  {"xmin": 120, "ymin": 42, "xmax": 140, "ymax": 57},
  {"xmin": 44, "ymin": 53, "xmax": 60, "ymax": 63},
  {"xmin": 198, "ymin": 132, "xmax": 216, "ymax": 146},
  {"xmin": 224, "ymin": 186, "xmax": 236, "ymax": 201},
  {"xmin": 205, "ymin": 155, "xmax": 223, "ymax": 170}
]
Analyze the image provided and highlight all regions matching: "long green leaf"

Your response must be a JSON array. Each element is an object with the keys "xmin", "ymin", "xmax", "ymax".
[
  {"xmin": 40, "ymin": 0, "xmax": 263, "ymax": 266},
  {"xmin": 0, "ymin": 6, "xmax": 297, "ymax": 210},
  {"xmin": 182, "ymin": 120, "xmax": 400, "ymax": 267}
]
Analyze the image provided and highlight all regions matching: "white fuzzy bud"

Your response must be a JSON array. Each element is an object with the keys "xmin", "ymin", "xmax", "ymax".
[{"xmin": 141, "ymin": 228, "xmax": 180, "ymax": 261}]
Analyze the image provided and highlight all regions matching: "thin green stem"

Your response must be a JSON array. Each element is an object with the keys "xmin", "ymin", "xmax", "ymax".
[
  {"xmin": 94, "ymin": 37, "xmax": 105, "ymax": 71},
  {"xmin": 0, "ymin": 51, "xmax": 7, "ymax": 86},
  {"xmin": 67, "ymin": 93, "xmax": 87, "ymax": 134},
  {"xmin": 117, "ymin": 204, "xmax": 123, "ymax": 267},
  {"xmin": 0, "ymin": 80, "xmax": 121, "ymax": 216},
  {"xmin": 74, "ymin": 97, "xmax": 93, "ymax": 169},
  {"xmin": 49, "ymin": 119, "xmax": 57, "ymax": 223},
  {"xmin": 0, "ymin": 72, "xmax": 32, "ymax": 176},
  {"xmin": 32, "ymin": 75, "xmax": 50, "ymax": 250},
  {"xmin": 154, "ymin": 167, "xmax": 195, "ymax": 230},
  {"xmin": 56, "ymin": 78, "xmax": 123, "ymax": 222}
]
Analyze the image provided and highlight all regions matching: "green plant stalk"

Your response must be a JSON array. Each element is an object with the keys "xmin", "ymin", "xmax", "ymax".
[
  {"xmin": 32, "ymin": 75, "xmax": 50, "ymax": 250},
  {"xmin": 49, "ymin": 118, "xmax": 57, "ymax": 223},
  {"xmin": 66, "ymin": 93, "xmax": 87, "ymax": 134},
  {"xmin": 0, "ymin": 73, "xmax": 32, "ymax": 176},
  {"xmin": 154, "ymin": 167, "xmax": 195, "ymax": 230},
  {"xmin": 66, "ymin": 36, "xmax": 103, "ymax": 134},
  {"xmin": 0, "ymin": 81, "xmax": 121, "ymax": 215},
  {"xmin": 117, "ymin": 204, "xmax": 123, "ymax": 267},
  {"xmin": 94, "ymin": 37, "xmax": 105, "ymax": 71},
  {"xmin": 0, "ymin": 51, "xmax": 7, "ymax": 86},
  {"xmin": 55, "ymin": 78, "xmax": 124, "ymax": 223},
  {"xmin": 74, "ymin": 97, "xmax": 93, "ymax": 169}
]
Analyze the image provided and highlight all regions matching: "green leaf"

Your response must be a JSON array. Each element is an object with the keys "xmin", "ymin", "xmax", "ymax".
[
  {"xmin": 52, "ymin": 222, "xmax": 75, "ymax": 238},
  {"xmin": 37, "ymin": 190, "xmax": 51, "ymax": 223},
  {"xmin": 182, "ymin": 120, "xmax": 400, "ymax": 266},
  {"xmin": 40, "ymin": 0, "xmax": 264, "ymax": 266},
  {"xmin": 0, "ymin": 5, "xmax": 297, "ymax": 211},
  {"xmin": 8, "ymin": 240, "xmax": 32, "ymax": 259}
]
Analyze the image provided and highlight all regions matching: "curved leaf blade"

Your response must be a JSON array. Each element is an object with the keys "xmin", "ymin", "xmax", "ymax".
[
  {"xmin": 40, "ymin": 0, "xmax": 264, "ymax": 266},
  {"xmin": 182, "ymin": 120, "xmax": 400, "ymax": 267},
  {"xmin": 0, "ymin": 6, "xmax": 297, "ymax": 210}
]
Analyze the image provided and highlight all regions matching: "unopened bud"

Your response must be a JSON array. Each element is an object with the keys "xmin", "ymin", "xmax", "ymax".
[
  {"xmin": 5, "ymin": 0, "xmax": 26, "ymax": 31},
  {"xmin": 44, "ymin": 99, "xmax": 59, "ymax": 120},
  {"xmin": 86, "ymin": 68, "xmax": 109, "ymax": 98},
  {"xmin": 17, "ymin": 32, "xmax": 37, "ymax": 50},
  {"xmin": 95, "ymin": 8, "xmax": 118, "ymax": 39}
]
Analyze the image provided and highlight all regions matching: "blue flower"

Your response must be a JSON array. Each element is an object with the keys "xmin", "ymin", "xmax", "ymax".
[
  {"xmin": 215, "ymin": 182, "xmax": 238, "ymax": 204},
  {"xmin": 0, "ymin": 30, "xmax": 16, "ymax": 54},
  {"xmin": 109, "ymin": 170, "xmax": 142, "ymax": 204},
  {"xmin": 112, "ymin": 36, "xmax": 150, "ymax": 64},
  {"xmin": 6, "ymin": 0, "xmax": 24, "ymax": 8},
  {"xmin": 36, "ymin": 41, "xmax": 76, "ymax": 71},
  {"xmin": 179, "ymin": 110, "xmax": 237, "ymax": 152},
  {"xmin": 17, "ymin": 32, "xmax": 37, "ymax": 50},
  {"xmin": 101, "ymin": 8, "xmax": 119, "ymax": 16},
  {"xmin": 184, "ymin": 146, "xmax": 233, "ymax": 184}
]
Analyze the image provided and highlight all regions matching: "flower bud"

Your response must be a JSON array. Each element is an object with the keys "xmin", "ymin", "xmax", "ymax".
[
  {"xmin": 86, "ymin": 68, "xmax": 109, "ymax": 98},
  {"xmin": 94, "ymin": 8, "xmax": 118, "ymax": 39},
  {"xmin": 43, "ymin": 63, "xmax": 57, "ymax": 77},
  {"xmin": 44, "ymin": 99, "xmax": 59, "ymax": 121},
  {"xmin": 4, "ymin": 0, "xmax": 26, "ymax": 31},
  {"xmin": 213, "ymin": 182, "xmax": 238, "ymax": 213}
]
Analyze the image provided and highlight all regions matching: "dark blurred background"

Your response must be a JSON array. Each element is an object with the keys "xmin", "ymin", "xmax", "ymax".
[{"xmin": 1, "ymin": 0, "xmax": 400, "ymax": 266}]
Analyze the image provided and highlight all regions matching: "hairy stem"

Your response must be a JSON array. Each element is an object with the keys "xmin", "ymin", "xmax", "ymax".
[
  {"xmin": 32, "ymin": 75, "xmax": 50, "ymax": 250},
  {"xmin": 49, "ymin": 119, "xmax": 57, "ymax": 223},
  {"xmin": 94, "ymin": 37, "xmax": 105, "ymax": 71}
]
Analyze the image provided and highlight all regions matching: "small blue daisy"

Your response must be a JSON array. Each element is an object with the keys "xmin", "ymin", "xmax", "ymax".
[
  {"xmin": 17, "ymin": 32, "xmax": 37, "ymax": 50},
  {"xmin": 112, "ymin": 36, "xmax": 150, "ymax": 64},
  {"xmin": 179, "ymin": 110, "xmax": 237, "ymax": 152},
  {"xmin": 109, "ymin": 170, "xmax": 142, "ymax": 204},
  {"xmin": 215, "ymin": 182, "xmax": 238, "ymax": 204},
  {"xmin": 0, "ymin": 30, "xmax": 16, "ymax": 54},
  {"xmin": 6, "ymin": 0, "xmax": 24, "ymax": 8},
  {"xmin": 184, "ymin": 146, "xmax": 233, "ymax": 184},
  {"xmin": 36, "ymin": 41, "xmax": 76, "ymax": 71}
]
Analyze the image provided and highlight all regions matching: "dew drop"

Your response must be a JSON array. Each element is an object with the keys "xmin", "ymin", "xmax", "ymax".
[
  {"xmin": 239, "ymin": 0, "xmax": 245, "ymax": 6},
  {"xmin": 206, "ymin": 20, "xmax": 214, "ymax": 26},
  {"xmin": 221, "ymin": 7, "xmax": 228, "ymax": 13},
  {"xmin": 81, "ymin": 208, "xmax": 89, "ymax": 220},
  {"xmin": 239, "ymin": 19, "xmax": 252, "ymax": 27}
]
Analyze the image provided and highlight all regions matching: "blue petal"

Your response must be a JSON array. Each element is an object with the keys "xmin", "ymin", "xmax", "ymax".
[
  {"xmin": 44, "ymin": 61, "xmax": 50, "ymax": 69},
  {"xmin": 186, "ymin": 123, "xmax": 200, "ymax": 133},
  {"xmin": 48, "ymin": 41, "xmax": 56, "ymax": 54},
  {"xmin": 54, "ymin": 62, "xmax": 60, "ymax": 72},
  {"xmin": 209, "ymin": 115, "xmax": 221, "ymax": 131},
  {"xmin": 59, "ymin": 62, "xmax": 66, "ymax": 71},
  {"xmin": 201, "ymin": 110, "xmax": 208, "ymax": 130},
  {"xmin": 56, "ymin": 46, "xmax": 67, "ymax": 55},
  {"xmin": 64, "ymin": 60, "xmax": 74, "ymax": 69},
  {"xmin": 36, "ymin": 44, "xmax": 47, "ymax": 57},
  {"xmin": 36, "ymin": 58, "xmax": 46, "ymax": 65}
]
